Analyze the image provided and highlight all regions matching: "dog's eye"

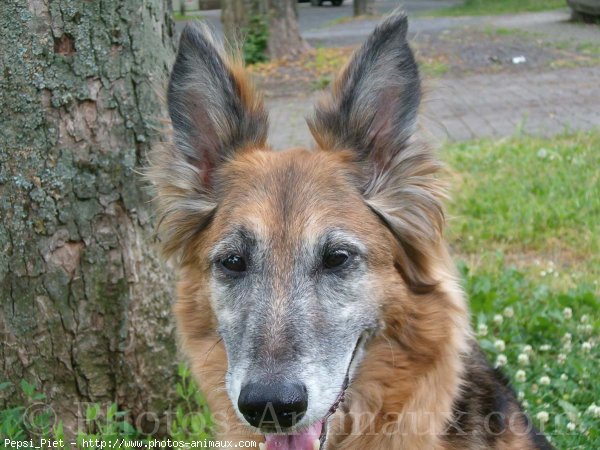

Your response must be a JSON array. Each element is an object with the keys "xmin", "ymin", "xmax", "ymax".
[
  {"xmin": 221, "ymin": 255, "xmax": 247, "ymax": 273},
  {"xmin": 323, "ymin": 250, "xmax": 349, "ymax": 270}
]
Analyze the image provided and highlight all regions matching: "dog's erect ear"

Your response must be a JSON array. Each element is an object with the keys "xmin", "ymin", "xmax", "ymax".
[
  {"xmin": 150, "ymin": 24, "xmax": 268, "ymax": 261},
  {"xmin": 309, "ymin": 12, "xmax": 445, "ymax": 294},
  {"xmin": 168, "ymin": 23, "xmax": 268, "ymax": 184},
  {"xmin": 308, "ymin": 12, "xmax": 419, "ymax": 159}
]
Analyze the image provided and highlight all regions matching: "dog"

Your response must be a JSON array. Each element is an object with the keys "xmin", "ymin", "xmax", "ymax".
[{"xmin": 149, "ymin": 11, "xmax": 554, "ymax": 450}]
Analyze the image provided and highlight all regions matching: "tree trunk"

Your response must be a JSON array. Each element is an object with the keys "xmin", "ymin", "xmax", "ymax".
[
  {"xmin": 266, "ymin": 0, "xmax": 309, "ymax": 59},
  {"xmin": 354, "ymin": 0, "xmax": 376, "ymax": 16},
  {"xmin": 221, "ymin": 0, "xmax": 255, "ymax": 38},
  {"xmin": 0, "ymin": 0, "xmax": 177, "ymax": 436},
  {"xmin": 222, "ymin": 0, "xmax": 310, "ymax": 61}
]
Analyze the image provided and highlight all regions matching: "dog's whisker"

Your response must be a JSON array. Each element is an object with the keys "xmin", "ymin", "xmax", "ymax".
[
  {"xmin": 381, "ymin": 333, "xmax": 398, "ymax": 368},
  {"xmin": 205, "ymin": 336, "xmax": 224, "ymax": 362}
]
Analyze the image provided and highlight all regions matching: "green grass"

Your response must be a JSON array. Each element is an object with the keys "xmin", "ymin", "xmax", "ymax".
[
  {"xmin": 443, "ymin": 131, "xmax": 600, "ymax": 448},
  {"xmin": 577, "ymin": 41, "xmax": 600, "ymax": 57},
  {"xmin": 420, "ymin": 59, "xmax": 450, "ymax": 77},
  {"xmin": 444, "ymin": 131, "xmax": 600, "ymax": 290},
  {"xmin": 323, "ymin": 13, "xmax": 381, "ymax": 27},
  {"xmin": 481, "ymin": 25, "xmax": 541, "ymax": 38},
  {"xmin": 173, "ymin": 12, "xmax": 203, "ymax": 22},
  {"xmin": 429, "ymin": 0, "xmax": 566, "ymax": 16},
  {"xmin": 2, "ymin": 132, "xmax": 599, "ymax": 448},
  {"xmin": 462, "ymin": 265, "xmax": 599, "ymax": 448}
]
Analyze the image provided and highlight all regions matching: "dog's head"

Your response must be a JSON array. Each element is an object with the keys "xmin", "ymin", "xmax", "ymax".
[{"xmin": 152, "ymin": 12, "xmax": 447, "ymax": 450}]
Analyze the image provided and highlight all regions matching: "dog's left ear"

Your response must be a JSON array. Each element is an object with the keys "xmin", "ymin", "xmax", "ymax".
[{"xmin": 308, "ymin": 12, "xmax": 445, "ymax": 294}]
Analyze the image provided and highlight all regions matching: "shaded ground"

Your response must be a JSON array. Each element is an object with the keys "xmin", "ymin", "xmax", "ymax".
[
  {"xmin": 266, "ymin": 65, "xmax": 600, "ymax": 148},
  {"xmin": 296, "ymin": 0, "xmax": 461, "ymax": 30},
  {"xmin": 175, "ymin": 0, "xmax": 462, "ymax": 35},
  {"xmin": 254, "ymin": 8, "xmax": 600, "ymax": 148},
  {"xmin": 412, "ymin": 26, "xmax": 600, "ymax": 77},
  {"xmin": 256, "ymin": 9, "xmax": 600, "ymax": 95},
  {"xmin": 300, "ymin": 7, "xmax": 600, "ymax": 47},
  {"xmin": 177, "ymin": 5, "xmax": 600, "ymax": 146},
  {"xmin": 254, "ymin": 24, "xmax": 599, "ymax": 99}
]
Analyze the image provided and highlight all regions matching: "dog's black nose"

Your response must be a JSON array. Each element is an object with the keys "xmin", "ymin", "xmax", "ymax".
[{"xmin": 238, "ymin": 381, "xmax": 308, "ymax": 429}]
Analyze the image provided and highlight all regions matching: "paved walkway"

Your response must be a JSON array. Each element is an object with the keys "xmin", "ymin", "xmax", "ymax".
[
  {"xmin": 302, "ymin": 9, "xmax": 600, "ymax": 47},
  {"xmin": 267, "ymin": 66, "xmax": 600, "ymax": 148},
  {"xmin": 265, "ymin": 8, "xmax": 600, "ymax": 148},
  {"xmin": 179, "ymin": 6, "xmax": 600, "ymax": 146},
  {"xmin": 179, "ymin": 1, "xmax": 461, "ymax": 36},
  {"xmin": 421, "ymin": 67, "xmax": 600, "ymax": 142}
]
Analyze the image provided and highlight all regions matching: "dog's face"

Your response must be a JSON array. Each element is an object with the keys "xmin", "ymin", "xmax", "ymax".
[
  {"xmin": 153, "ymin": 13, "xmax": 445, "ymax": 450},
  {"xmin": 207, "ymin": 149, "xmax": 388, "ymax": 435}
]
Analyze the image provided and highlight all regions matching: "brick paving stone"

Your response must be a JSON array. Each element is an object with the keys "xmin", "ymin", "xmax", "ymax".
[{"xmin": 266, "ymin": 66, "xmax": 600, "ymax": 149}]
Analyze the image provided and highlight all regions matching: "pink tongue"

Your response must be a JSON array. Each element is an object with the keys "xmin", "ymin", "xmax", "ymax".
[{"xmin": 264, "ymin": 420, "xmax": 322, "ymax": 450}]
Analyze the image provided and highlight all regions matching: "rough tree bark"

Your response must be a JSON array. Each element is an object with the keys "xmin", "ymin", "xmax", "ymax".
[
  {"xmin": 222, "ymin": 0, "xmax": 310, "ymax": 60},
  {"xmin": 354, "ymin": 0, "xmax": 376, "ymax": 16},
  {"xmin": 0, "ymin": 0, "xmax": 177, "ymax": 435}
]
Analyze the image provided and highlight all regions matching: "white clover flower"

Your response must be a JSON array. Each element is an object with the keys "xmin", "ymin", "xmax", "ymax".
[
  {"xmin": 539, "ymin": 376, "xmax": 551, "ymax": 386},
  {"xmin": 531, "ymin": 384, "xmax": 539, "ymax": 394},
  {"xmin": 557, "ymin": 353, "xmax": 567, "ymax": 364},
  {"xmin": 582, "ymin": 341, "xmax": 592, "ymax": 352},
  {"xmin": 562, "ymin": 308, "xmax": 572, "ymax": 319},
  {"xmin": 563, "ymin": 341, "xmax": 572, "ymax": 352},
  {"xmin": 516, "ymin": 369, "xmax": 527, "ymax": 382},
  {"xmin": 562, "ymin": 332, "xmax": 572, "ymax": 342},
  {"xmin": 586, "ymin": 403, "xmax": 596, "ymax": 414},
  {"xmin": 560, "ymin": 373, "xmax": 568, "ymax": 381},
  {"xmin": 495, "ymin": 354, "xmax": 508, "ymax": 367},
  {"xmin": 494, "ymin": 340, "xmax": 506, "ymax": 352},
  {"xmin": 493, "ymin": 314, "xmax": 504, "ymax": 325},
  {"xmin": 540, "ymin": 270, "xmax": 547, "ymax": 277},
  {"xmin": 478, "ymin": 323, "xmax": 488, "ymax": 337},
  {"xmin": 503, "ymin": 306, "xmax": 514, "ymax": 318},
  {"xmin": 523, "ymin": 400, "xmax": 529, "ymax": 408},
  {"xmin": 518, "ymin": 353, "xmax": 530, "ymax": 366},
  {"xmin": 580, "ymin": 314, "xmax": 589, "ymax": 324},
  {"xmin": 517, "ymin": 391, "xmax": 525, "ymax": 401},
  {"xmin": 523, "ymin": 344, "xmax": 533, "ymax": 355},
  {"xmin": 567, "ymin": 422, "xmax": 576, "ymax": 431},
  {"xmin": 536, "ymin": 411, "xmax": 549, "ymax": 423},
  {"xmin": 586, "ymin": 404, "xmax": 600, "ymax": 418},
  {"xmin": 539, "ymin": 344, "xmax": 551, "ymax": 352}
]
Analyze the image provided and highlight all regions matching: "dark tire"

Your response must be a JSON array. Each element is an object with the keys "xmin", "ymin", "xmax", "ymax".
[
  {"xmin": 571, "ymin": 9, "xmax": 599, "ymax": 23},
  {"xmin": 332, "ymin": 0, "xmax": 343, "ymax": 5}
]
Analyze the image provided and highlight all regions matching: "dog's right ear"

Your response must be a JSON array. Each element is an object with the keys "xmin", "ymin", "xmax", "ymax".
[{"xmin": 150, "ymin": 23, "xmax": 268, "ymax": 261}]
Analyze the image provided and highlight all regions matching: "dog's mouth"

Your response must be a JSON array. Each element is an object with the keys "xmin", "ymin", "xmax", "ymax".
[{"xmin": 258, "ymin": 332, "xmax": 368, "ymax": 450}]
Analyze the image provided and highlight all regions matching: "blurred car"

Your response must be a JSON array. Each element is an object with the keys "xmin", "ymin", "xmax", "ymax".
[
  {"xmin": 310, "ymin": 0, "xmax": 344, "ymax": 6},
  {"xmin": 567, "ymin": 0, "xmax": 600, "ymax": 19}
]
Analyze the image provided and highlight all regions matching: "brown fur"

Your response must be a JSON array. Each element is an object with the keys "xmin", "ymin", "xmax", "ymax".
[
  {"xmin": 150, "ymin": 15, "xmax": 552, "ymax": 450},
  {"xmin": 170, "ymin": 148, "xmax": 485, "ymax": 449}
]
